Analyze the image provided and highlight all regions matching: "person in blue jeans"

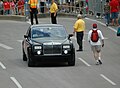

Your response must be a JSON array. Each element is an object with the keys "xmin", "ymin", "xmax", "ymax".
[{"xmin": 104, "ymin": 0, "xmax": 110, "ymax": 26}]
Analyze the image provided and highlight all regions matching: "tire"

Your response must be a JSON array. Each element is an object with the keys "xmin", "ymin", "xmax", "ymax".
[
  {"xmin": 23, "ymin": 49, "xmax": 27, "ymax": 61},
  {"xmin": 68, "ymin": 53, "xmax": 75, "ymax": 66},
  {"xmin": 28, "ymin": 58, "xmax": 35, "ymax": 67}
]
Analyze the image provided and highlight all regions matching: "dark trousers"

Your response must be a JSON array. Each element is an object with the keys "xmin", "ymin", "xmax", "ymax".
[
  {"xmin": 76, "ymin": 31, "xmax": 84, "ymax": 50},
  {"xmin": 30, "ymin": 8, "xmax": 38, "ymax": 25},
  {"xmin": 40, "ymin": 2, "xmax": 44, "ymax": 13},
  {"xmin": 0, "ymin": 10, "xmax": 3, "ymax": 15},
  {"xmin": 105, "ymin": 13, "xmax": 110, "ymax": 24},
  {"xmin": 51, "ymin": 13, "xmax": 57, "ymax": 24}
]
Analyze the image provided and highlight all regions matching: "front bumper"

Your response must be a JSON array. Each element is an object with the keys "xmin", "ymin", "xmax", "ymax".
[{"xmin": 30, "ymin": 54, "xmax": 72, "ymax": 62}]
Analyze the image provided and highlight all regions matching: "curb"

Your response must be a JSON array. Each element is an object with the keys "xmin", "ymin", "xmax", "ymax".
[
  {"xmin": 0, "ymin": 13, "xmax": 77, "ymax": 21},
  {"xmin": 0, "ymin": 15, "xmax": 26, "ymax": 21}
]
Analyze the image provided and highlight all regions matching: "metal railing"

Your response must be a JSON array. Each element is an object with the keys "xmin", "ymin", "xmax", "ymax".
[
  {"xmin": 0, "ymin": 2, "xmax": 89, "ymax": 17},
  {"xmin": 88, "ymin": 0, "xmax": 106, "ymax": 17}
]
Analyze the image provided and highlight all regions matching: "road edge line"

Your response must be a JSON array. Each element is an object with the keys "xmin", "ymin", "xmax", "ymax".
[
  {"xmin": 78, "ymin": 58, "xmax": 91, "ymax": 67},
  {"xmin": 10, "ymin": 77, "xmax": 23, "ymax": 88},
  {"xmin": 0, "ymin": 61, "xmax": 6, "ymax": 70},
  {"xmin": 85, "ymin": 18, "xmax": 117, "ymax": 32},
  {"xmin": 100, "ymin": 74, "xmax": 116, "ymax": 86}
]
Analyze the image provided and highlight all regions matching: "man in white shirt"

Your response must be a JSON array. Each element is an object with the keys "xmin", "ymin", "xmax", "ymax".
[{"xmin": 88, "ymin": 23, "xmax": 104, "ymax": 65}]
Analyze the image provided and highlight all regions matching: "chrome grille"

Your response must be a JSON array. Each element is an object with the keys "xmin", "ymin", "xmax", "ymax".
[{"xmin": 43, "ymin": 45, "xmax": 62, "ymax": 55}]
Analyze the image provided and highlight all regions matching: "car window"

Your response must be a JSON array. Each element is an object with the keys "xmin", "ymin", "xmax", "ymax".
[
  {"xmin": 31, "ymin": 26, "xmax": 67, "ymax": 39},
  {"xmin": 26, "ymin": 27, "xmax": 31, "ymax": 38}
]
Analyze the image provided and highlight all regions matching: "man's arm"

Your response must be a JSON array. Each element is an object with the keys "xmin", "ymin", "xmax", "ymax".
[
  {"xmin": 99, "ymin": 30, "xmax": 104, "ymax": 47},
  {"xmin": 73, "ymin": 28, "xmax": 76, "ymax": 36},
  {"xmin": 54, "ymin": 3, "xmax": 58, "ymax": 16},
  {"xmin": 101, "ymin": 39, "xmax": 104, "ymax": 47}
]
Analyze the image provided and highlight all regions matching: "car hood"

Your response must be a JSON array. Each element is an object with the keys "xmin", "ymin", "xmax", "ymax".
[{"xmin": 31, "ymin": 38, "xmax": 70, "ymax": 45}]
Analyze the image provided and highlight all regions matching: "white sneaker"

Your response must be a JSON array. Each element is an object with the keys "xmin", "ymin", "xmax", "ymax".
[{"xmin": 96, "ymin": 62, "xmax": 99, "ymax": 65}]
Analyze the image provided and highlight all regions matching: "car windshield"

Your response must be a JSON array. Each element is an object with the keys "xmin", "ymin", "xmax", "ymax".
[{"xmin": 31, "ymin": 26, "xmax": 68, "ymax": 40}]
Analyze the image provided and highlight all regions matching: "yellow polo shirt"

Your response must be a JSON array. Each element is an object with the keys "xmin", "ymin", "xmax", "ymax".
[
  {"xmin": 73, "ymin": 19, "xmax": 85, "ymax": 32},
  {"xmin": 50, "ymin": 2, "xmax": 58, "ymax": 13}
]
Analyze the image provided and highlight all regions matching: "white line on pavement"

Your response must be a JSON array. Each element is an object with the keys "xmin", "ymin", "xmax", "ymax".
[
  {"xmin": 108, "ymin": 26, "xmax": 117, "ymax": 32},
  {"xmin": 78, "ymin": 58, "xmax": 91, "ymax": 67},
  {"xmin": 26, "ymin": 19, "xmax": 42, "ymax": 25},
  {"xmin": 26, "ymin": 21, "xmax": 31, "ymax": 24},
  {"xmin": 0, "ymin": 61, "xmax": 6, "ymax": 70},
  {"xmin": 85, "ymin": 18, "xmax": 117, "ymax": 32},
  {"xmin": 0, "ymin": 43, "xmax": 13, "ymax": 50},
  {"xmin": 10, "ymin": 77, "xmax": 22, "ymax": 88},
  {"xmin": 100, "ymin": 74, "xmax": 116, "ymax": 86}
]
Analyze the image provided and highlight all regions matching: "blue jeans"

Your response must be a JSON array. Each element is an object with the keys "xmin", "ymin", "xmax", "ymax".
[
  {"xmin": 4, "ymin": 10, "xmax": 10, "ymax": 15},
  {"xmin": 111, "ymin": 12, "xmax": 118, "ymax": 19},
  {"xmin": 105, "ymin": 13, "xmax": 110, "ymax": 24}
]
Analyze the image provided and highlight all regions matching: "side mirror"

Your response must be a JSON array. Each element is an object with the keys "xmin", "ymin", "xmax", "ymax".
[
  {"xmin": 68, "ymin": 34, "xmax": 73, "ymax": 39},
  {"xmin": 24, "ymin": 35, "xmax": 28, "ymax": 38}
]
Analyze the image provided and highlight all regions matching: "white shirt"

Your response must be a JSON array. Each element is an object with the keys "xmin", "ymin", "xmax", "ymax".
[{"xmin": 88, "ymin": 28, "xmax": 104, "ymax": 46}]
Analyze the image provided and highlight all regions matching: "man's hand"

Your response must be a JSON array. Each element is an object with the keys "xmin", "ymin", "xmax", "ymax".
[
  {"xmin": 102, "ymin": 40, "xmax": 104, "ymax": 47},
  {"xmin": 102, "ymin": 43, "xmax": 104, "ymax": 47},
  {"xmin": 54, "ymin": 13, "xmax": 56, "ymax": 17}
]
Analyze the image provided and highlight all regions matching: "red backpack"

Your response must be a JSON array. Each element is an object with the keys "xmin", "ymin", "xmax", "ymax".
[{"xmin": 91, "ymin": 29, "xmax": 99, "ymax": 42}]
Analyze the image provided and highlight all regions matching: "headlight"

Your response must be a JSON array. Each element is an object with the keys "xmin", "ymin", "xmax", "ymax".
[
  {"xmin": 37, "ymin": 51, "xmax": 41, "ymax": 55},
  {"xmin": 34, "ymin": 46, "xmax": 42, "ymax": 49},
  {"xmin": 63, "ymin": 45, "xmax": 70, "ymax": 49},
  {"xmin": 64, "ymin": 50, "xmax": 68, "ymax": 54}
]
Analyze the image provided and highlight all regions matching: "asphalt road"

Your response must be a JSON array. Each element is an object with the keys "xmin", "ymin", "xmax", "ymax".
[{"xmin": 0, "ymin": 17, "xmax": 120, "ymax": 88}]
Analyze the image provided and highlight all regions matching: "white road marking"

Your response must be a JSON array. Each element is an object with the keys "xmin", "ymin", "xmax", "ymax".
[
  {"xmin": 0, "ymin": 61, "xmax": 6, "ymax": 70},
  {"xmin": 108, "ymin": 26, "xmax": 117, "ymax": 32},
  {"xmin": 78, "ymin": 58, "xmax": 91, "ymax": 67},
  {"xmin": 85, "ymin": 18, "xmax": 117, "ymax": 32},
  {"xmin": 26, "ymin": 21, "xmax": 31, "ymax": 24},
  {"xmin": 0, "ymin": 43, "xmax": 13, "ymax": 50},
  {"xmin": 100, "ymin": 74, "xmax": 116, "ymax": 86},
  {"xmin": 26, "ymin": 19, "xmax": 42, "ymax": 24},
  {"xmin": 10, "ymin": 77, "xmax": 22, "ymax": 88}
]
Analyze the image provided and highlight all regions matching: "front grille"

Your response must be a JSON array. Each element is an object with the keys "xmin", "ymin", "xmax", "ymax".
[{"xmin": 43, "ymin": 45, "xmax": 62, "ymax": 55}]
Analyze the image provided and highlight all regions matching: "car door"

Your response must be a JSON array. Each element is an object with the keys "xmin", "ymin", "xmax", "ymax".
[{"xmin": 24, "ymin": 27, "xmax": 31, "ymax": 58}]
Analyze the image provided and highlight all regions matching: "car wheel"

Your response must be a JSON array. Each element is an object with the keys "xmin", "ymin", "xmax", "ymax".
[
  {"xmin": 23, "ymin": 49, "xmax": 27, "ymax": 61},
  {"xmin": 68, "ymin": 53, "xmax": 75, "ymax": 66},
  {"xmin": 28, "ymin": 60, "xmax": 34, "ymax": 67},
  {"xmin": 28, "ymin": 58, "xmax": 35, "ymax": 67}
]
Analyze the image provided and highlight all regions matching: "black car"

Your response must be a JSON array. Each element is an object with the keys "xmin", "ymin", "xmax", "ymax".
[{"xmin": 22, "ymin": 24, "xmax": 75, "ymax": 67}]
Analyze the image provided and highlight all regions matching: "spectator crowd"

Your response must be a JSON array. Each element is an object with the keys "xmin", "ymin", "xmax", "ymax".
[
  {"xmin": 104, "ymin": 0, "xmax": 120, "ymax": 26},
  {"xmin": 0, "ymin": 0, "xmax": 24, "ymax": 15}
]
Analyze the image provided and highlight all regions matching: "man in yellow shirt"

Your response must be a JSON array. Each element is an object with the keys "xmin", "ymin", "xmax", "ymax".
[
  {"xmin": 73, "ymin": 14, "xmax": 85, "ymax": 51},
  {"xmin": 50, "ymin": 0, "xmax": 58, "ymax": 24},
  {"xmin": 28, "ymin": 0, "xmax": 38, "ymax": 25}
]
